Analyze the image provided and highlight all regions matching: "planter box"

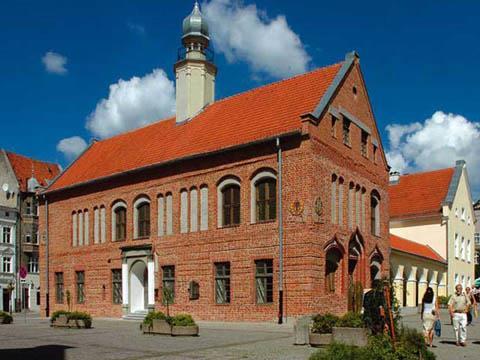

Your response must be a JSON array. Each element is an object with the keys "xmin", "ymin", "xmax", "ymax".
[
  {"xmin": 309, "ymin": 333, "xmax": 333, "ymax": 347},
  {"xmin": 171, "ymin": 325, "xmax": 199, "ymax": 336},
  {"xmin": 52, "ymin": 316, "xmax": 90, "ymax": 329},
  {"xmin": 332, "ymin": 327, "xmax": 368, "ymax": 347},
  {"xmin": 143, "ymin": 319, "xmax": 172, "ymax": 335},
  {"xmin": 52, "ymin": 315, "xmax": 69, "ymax": 327}
]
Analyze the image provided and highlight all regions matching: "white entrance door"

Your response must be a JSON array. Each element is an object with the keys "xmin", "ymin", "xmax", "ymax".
[{"xmin": 129, "ymin": 261, "xmax": 147, "ymax": 313}]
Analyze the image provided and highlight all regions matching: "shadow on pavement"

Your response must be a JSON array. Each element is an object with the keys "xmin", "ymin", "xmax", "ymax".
[
  {"xmin": 0, "ymin": 345, "xmax": 73, "ymax": 360},
  {"xmin": 439, "ymin": 340, "xmax": 458, "ymax": 346}
]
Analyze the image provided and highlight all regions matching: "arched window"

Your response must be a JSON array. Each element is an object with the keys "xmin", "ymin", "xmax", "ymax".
[
  {"xmin": 218, "ymin": 177, "xmax": 241, "ymax": 227},
  {"xmin": 250, "ymin": 170, "xmax": 277, "ymax": 223},
  {"xmin": 370, "ymin": 190, "xmax": 380, "ymax": 236},
  {"xmin": 112, "ymin": 201, "xmax": 127, "ymax": 242},
  {"xmin": 223, "ymin": 185, "xmax": 240, "ymax": 226},
  {"xmin": 325, "ymin": 248, "xmax": 342, "ymax": 293},
  {"xmin": 135, "ymin": 199, "xmax": 151, "ymax": 238}
]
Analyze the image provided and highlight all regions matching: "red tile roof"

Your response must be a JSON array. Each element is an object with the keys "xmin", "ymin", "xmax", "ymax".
[
  {"xmin": 48, "ymin": 62, "xmax": 343, "ymax": 192},
  {"xmin": 389, "ymin": 168, "xmax": 454, "ymax": 219},
  {"xmin": 6, "ymin": 151, "xmax": 61, "ymax": 192},
  {"xmin": 390, "ymin": 234, "xmax": 446, "ymax": 263}
]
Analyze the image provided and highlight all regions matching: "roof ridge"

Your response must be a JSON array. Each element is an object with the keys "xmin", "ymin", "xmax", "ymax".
[
  {"xmin": 92, "ymin": 61, "xmax": 344, "ymax": 145},
  {"xmin": 399, "ymin": 166, "xmax": 454, "ymax": 178},
  {"xmin": 212, "ymin": 62, "xmax": 344, "ymax": 105}
]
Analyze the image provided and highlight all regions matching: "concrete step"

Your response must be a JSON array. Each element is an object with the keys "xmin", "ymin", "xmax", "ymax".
[{"xmin": 122, "ymin": 311, "xmax": 147, "ymax": 321}]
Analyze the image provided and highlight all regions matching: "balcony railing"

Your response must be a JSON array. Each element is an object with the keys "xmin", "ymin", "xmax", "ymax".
[{"xmin": 177, "ymin": 47, "xmax": 214, "ymax": 62}]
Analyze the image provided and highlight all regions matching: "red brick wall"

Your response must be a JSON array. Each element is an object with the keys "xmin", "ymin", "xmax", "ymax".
[{"xmin": 39, "ymin": 59, "xmax": 390, "ymax": 321}]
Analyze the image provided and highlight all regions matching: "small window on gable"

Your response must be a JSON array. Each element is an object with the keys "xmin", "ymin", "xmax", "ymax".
[
  {"xmin": 373, "ymin": 144, "xmax": 378, "ymax": 164},
  {"xmin": 361, "ymin": 131, "xmax": 368, "ymax": 158},
  {"xmin": 342, "ymin": 117, "xmax": 351, "ymax": 146}
]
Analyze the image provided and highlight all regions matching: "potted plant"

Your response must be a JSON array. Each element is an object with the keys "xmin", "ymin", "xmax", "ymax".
[
  {"xmin": 309, "ymin": 313, "xmax": 338, "ymax": 346},
  {"xmin": 0, "ymin": 311, "xmax": 13, "ymax": 324},
  {"xmin": 438, "ymin": 295, "xmax": 451, "ymax": 309},
  {"xmin": 143, "ymin": 311, "xmax": 172, "ymax": 335},
  {"xmin": 171, "ymin": 314, "xmax": 199, "ymax": 336},
  {"xmin": 332, "ymin": 312, "xmax": 368, "ymax": 347}
]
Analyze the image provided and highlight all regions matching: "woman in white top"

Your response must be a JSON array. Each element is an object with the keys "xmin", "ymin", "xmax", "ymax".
[{"xmin": 421, "ymin": 286, "xmax": 439, "ymax": 347}]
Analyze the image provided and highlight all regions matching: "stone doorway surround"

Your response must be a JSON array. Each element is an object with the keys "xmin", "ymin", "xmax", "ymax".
[{"xmin": 120, "ymin": 244, "xmax": 155, "ymax": 316}]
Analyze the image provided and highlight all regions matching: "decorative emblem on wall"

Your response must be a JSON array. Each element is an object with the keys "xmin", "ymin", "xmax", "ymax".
[
  {"xmin": 314, "ymin": 197, "xmax": 323, "ymax": 216},
  {"xmin": 289, "ymin": 200, "xmax": 304, "ymax": 216}
]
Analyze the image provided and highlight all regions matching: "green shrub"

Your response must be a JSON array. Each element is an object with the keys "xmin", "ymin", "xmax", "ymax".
[
  {"xmin": 308, "ymin": 330, "xmax": 436, "ymax": 360},
  {"xmin": 311, "ymin": 313, "xmax": 340, "ymax": 334},
  {"xmin": 437, "ymin": 295, "xmax": 451, "ymax": 306},
  {"xmin": 50, "ymin": 310, "xmax": 70, "ymax": 323},
  {"xmin": 67, "ymin": 311, "xmax": 92, "ymax": 328},
  {"xmin": 0, "ymin": 311, "xmax": 13, "ymax": 324},
  {"xmin": 143, "ymin": 311, "xmax": 168, "ymax": 327},
  {"xmin": 309, "ymin": 342, "xmax": 364, "ymax": 360},
  {"xmin": 50, "ymin": 310, "xmax": 92, "ymax": 328},
  {"xmin": 337, "ymin": 312, "xmax": 364, "ymax": 328},
  {"xmin": 170, "ymin": 313, "xmax": 196, "ymax": 326}
]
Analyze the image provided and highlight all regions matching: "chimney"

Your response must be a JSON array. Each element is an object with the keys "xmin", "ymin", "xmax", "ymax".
[
  {"xmin": 389, "ymin": 171, "xmax": 400, "ymax": 185},
  {"xmin": 174, "ymin": 2, "xmax": 217, "ymax": 124}
]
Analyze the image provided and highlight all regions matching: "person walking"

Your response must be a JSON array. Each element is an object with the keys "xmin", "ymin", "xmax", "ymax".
[
  {"xmin": 448, "ymin": 284, "xmax": 471, "ymax": 346},
  {"xmin": 421, "ymin": 287, "xmax": 439, "ymax": 347},
  {"xmin": 465, "ymin": 287, "xmax": 477, "ymax": 325}
]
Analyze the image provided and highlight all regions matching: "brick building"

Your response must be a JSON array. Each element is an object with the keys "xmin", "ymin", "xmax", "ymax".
[{"xmin": 39, "ymin": 3, "xmax": 390, "ymax": 321}]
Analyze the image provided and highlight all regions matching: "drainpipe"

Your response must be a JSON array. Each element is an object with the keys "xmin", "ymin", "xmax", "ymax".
[
  {"xmin": 276, "ymin": 137, "xmax": 284, "ymax": 324},
  {"xmin": 44, "ymin": 196, "xmax": 50, "ymax": 317}
]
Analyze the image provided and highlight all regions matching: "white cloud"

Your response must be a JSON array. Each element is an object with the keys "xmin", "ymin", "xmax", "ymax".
[
  {"xmin": 86, "ymin": 69, "xmax": 175, "ymax": 138},
  {"xmin": 386, "ymin": 111, "xmax": 480, "ymax": 197},
  {"xmin": 127, "ymin": 22, "xmax": 146, "ymax": 35},
  {"xmin": 202, "ymin": 0, "xmax": 310, "ymax": 78},
  {"xmin": 56, "ymin": 136, "xmax": 88, "ymax": 161},
  {"xmin": 42, "ymin": 51, "xmax": 68, "ymax": 74}
]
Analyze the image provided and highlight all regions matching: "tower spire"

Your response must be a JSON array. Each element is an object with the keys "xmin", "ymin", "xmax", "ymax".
[{"xmin": 175, "ymin": 2, "xmax": 217, "ymax": 124}]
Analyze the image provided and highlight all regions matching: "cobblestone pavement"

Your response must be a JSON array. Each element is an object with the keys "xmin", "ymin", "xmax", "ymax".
[
  {"xmin": 0, "ymin": 312, "xmax": 317, "ymax": 360},
  {"xmin": 2, "ymin": 310, "xmax": 479, "ymax": 359},
  {"xmin": 401, "ymin": 309, "xmax": 480, "ymax": 360}
]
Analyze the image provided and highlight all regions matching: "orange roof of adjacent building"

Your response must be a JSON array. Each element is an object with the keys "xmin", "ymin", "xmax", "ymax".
[
  {"xmin": 390, "ymin": 234, "xmax": 446, "ymax": 263},
  {"xmin": 389, "ymin": 168, "xmax": 455, "ymax": 219},
  {"xmin": 48, "ymin": 61, "xmax": 344, "ymax": 192},
  {"xmin": 6, "ymin": 151, "xmax": 61, "ymax": 192}
]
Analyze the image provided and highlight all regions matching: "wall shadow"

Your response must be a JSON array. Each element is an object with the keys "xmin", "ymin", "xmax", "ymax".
[{"xmin": 0, "ymin": 345, "xmax": 73, "ymax": 360}]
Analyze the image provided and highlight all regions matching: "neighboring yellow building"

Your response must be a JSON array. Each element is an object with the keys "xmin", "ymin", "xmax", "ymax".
[{"xmin": 389, "ymin": 160, "xmax": 476, "ymax": 306}]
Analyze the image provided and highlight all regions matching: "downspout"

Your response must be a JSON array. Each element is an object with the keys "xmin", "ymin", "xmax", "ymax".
[
  {"xmin": 44, "ymin": 195, "xmax": 50, "ymax": 317},
  {"xmin": 276, "ymin": 137, "xmax": 284, "ymax": 324}
]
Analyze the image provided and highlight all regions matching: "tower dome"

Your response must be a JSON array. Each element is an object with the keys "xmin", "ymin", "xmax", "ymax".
[{"xmin": 182, "ymin": 1, "xmax": 209, "ymax": 40}]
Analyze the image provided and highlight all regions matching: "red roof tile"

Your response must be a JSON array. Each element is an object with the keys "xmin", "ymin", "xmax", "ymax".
[
  {"xmin": 48, "ymin": 62, "xmax": 343, "ymax": 192},
  {"xmin": 390, "ymin": 234, "xmax": 446, "ymax": 263},
  {"xmin": 6, "ymin": 152, "xmax": 61, "ymax": 192},
  {"xmin": 389, "ymin": 168, "xmax": 454, "ymax": 219}
]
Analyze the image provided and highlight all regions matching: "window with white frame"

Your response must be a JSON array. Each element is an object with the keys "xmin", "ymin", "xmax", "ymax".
[
  {"xmin": 455, "ymin": 208, "xmax": 458, "ymax": 217},
  {"xmin": 218, "ymin": 177, "xmax": 241, "ymax": 227},
  {"xmin": 461, "ymin": 207, "xmax": 466, "ymax": 221},
  {"xmin": 454, "ymin": 233, "xmax": 459, "ymax": 258},
  {"xmin": 83, "ymin": 209, "xmax": 89, "ymax": 245},
  {"xmin": 454, "ymin": 273, "xmax": 459, "ymax": 286},
  {"xmin": 2, "ymin": 227, "xmax": 11, "ymax": 243},
  {"xmin": 461, "ymin": 236, "xmax": 465, "ymax": 260},
  {"xmin": 166, "ymin": 193, "xmax": 173, "ymax": 235},
  {"xmin": 100, "ymin": 206, "xmax": 106, "ymax": 243},
  {"xmin": 111, "ymin": 201, "xmax": 127, "ymax": 241},
  {"xmin": 94, "ymin": 207, "xmax": 100, "ymax": 244},
  {"xmin": 251, "ymin": 170, "xmax": 277, "ymax": 223},
  {"xmin": 2, "ymin": 256, "xmax": 12, "ymax": 273},
  {"xmin": 28, "ymin": 255, "xmax": 39, "ymax": 273},
  {"xmin": 189, "ymin": 187, "xmax": 198, "ymax": 232},
  {"xmin": 200, "ymin": 185, "xmax": 208, "ymax": 231},
  {"xmin": 25, "ymin": 234, "xmax": 31, "ymax": 243},
  {"xmin": 180, "ymin": 189, "xmax": 189, "ymax": 233},
  {"xmin": 134, "ymin": 197, "xmax": 150, "ymax": 238}
]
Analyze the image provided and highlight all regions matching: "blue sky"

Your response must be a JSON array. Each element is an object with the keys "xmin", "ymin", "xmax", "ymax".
[{"xmin": 0, "ymin": 0, "xmax": 479, "ymax": 196}]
